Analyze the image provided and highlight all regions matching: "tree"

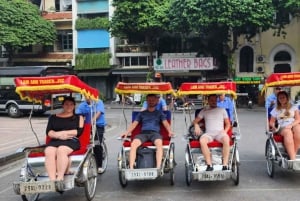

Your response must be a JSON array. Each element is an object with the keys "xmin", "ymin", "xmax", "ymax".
[
  {"xmin": 110, "ymin": 0, "xmax": 171, "ymax": 67},
  {"xmin": 0, "ymin": 0, "xmax": 56, "ymax": 64}
]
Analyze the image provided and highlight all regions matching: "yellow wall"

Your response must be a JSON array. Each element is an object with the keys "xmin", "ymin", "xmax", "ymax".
[{"xmin": 234, "ymin": 17, "xmax": 300, "ymax": 101}]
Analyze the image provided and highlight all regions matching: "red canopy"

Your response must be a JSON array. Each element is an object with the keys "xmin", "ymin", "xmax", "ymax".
[
  {"xmin": 177, "ymin": 82, "xmax": 237, "ymax": 99},
  {"xmin": 114, "ymin": 82, "xmax": 175, "ymax": 95},
  {"xmin": 15, "ymin": 75, "xmax": 99, "ymax": 103},
  {"xmin": 263, "ymin": 72, "xmax": 300, "ymax": 90}
]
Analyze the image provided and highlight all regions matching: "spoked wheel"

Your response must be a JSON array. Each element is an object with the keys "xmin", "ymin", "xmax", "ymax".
[
  {"xmin": 169, "ymin": 143, "xmax": 175, "ymax": 185},
  {"xmin": 118, "ymin": 149, "xmax": 128, "ymax": 188},
  {"xmin": 185, "ymin": 145, "xmax": 193, "ymax": 186},
  {"xmin": 231, "ymin": 148, "xmax": 239, "ymax": 185},
  {"xmin": 118, "ymin": 170, "xmax": 128, "ymax": 188},
  {"xmin": 19, "ymin": 164, "xmax": 40, "ymax": 201},
  {"xmin": 266, "ymin": 140, "xmax": 275, "ymax": 178},
  {"xmin": 101, "ymin": 141, "xmax": 108, "ymax": 173},
  {"xmin": 84, "ymin": 154, "xmax": 98, "ymax": 201}
]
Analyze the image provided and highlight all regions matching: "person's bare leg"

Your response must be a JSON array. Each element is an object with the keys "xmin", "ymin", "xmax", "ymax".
[
  {"xmin": 129, "ymin": 139, "xmax": 142, "ymax": 169},
  {"xmin": 56, "ymin": 146, "xmax": 73, "ymax": 180},
  {"xmin": 154, "ymin": 139, "xmax": 163, "ymax": 169},
  {"xmin": 199, "ymin": 136, "xmax": 212, "ymax": 165},
  {"xmin": 292, "ymin": 125, "xmax": 300, "ymax": 156},
  {"xmin": 281, "ymin": 129, "xmax": 296, "ymax": 160},
  {"xmin": 44, "ymin": 147, "xmax": 58, "ymax": 181},
  {"xmin": 220, "ymin": 135, "xmax": 230, "ymax": 166}
]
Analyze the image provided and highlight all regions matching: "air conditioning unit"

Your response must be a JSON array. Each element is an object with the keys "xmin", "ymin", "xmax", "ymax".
[
  {"xmin": 256, "ymin": 55, "xmax": 266, "ymax": 63},
  {"xmin": 256, "ymin": 66, "xmax": 265, "ymax": 73}
]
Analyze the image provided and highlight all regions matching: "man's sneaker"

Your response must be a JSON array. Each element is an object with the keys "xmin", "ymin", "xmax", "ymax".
[
  {"xmin": 222, "ymin": 166, "xmax": 228, "ymax": 171},
  {"xmin": 97, "ymin": 167, "xmax": 105, "ymax": 174},
  {"xmin": 206, "ymin": 165, "xmax": 213, "ymax": 171}
]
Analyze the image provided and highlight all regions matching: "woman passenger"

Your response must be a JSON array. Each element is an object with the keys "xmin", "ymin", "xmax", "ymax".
[
  {"xmin": 269, "ymin": 91, "xmax": 300, "ymax": 160},
  {"xmin": 44, "ymin": 96, "xmax": 84, "ymax": 181}
]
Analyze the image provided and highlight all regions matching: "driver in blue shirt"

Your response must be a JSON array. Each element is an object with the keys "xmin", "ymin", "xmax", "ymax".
[
  {"xmin": 217, "ymin": 94, "xmax": 234, "ymax": 122},
  {"xmin": 265, "ymin": 87, "xmax": 281, "ymax": 110},
  {"xmin": 76, "ymin": 96, "xmax": 106, "ymax": 174},
  {"xmin": 141, "ymin": 95, "xmax": 167, "ymax": 111}
]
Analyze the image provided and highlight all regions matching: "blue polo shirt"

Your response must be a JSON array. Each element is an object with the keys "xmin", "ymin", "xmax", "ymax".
[
  {"xmin": 135, "ymin": 110, "xmax": 166, "ymax": 133},
  {"xmin": 265, "ymin": 93, "xmax": 277, "ymax": 109},
  {"xmin": 217, "ymin": 96, "xmax": 234, "ymax": 122},
  {"xmin": 76, "ymin": 100, "xmax": 106, "ymax": 127}
]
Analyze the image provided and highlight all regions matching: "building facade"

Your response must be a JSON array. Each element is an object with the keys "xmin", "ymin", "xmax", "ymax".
[{"xmin": 233, "ymin": 16, "xmax": 300, "ymax": 105}]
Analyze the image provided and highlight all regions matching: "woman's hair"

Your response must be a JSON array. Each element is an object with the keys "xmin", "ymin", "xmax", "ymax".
[
  {"xmin": 62, "ymin": 96, "xmax": 76, "ymax": 116},
  {"xmin": 276, "ymin": 91, "xmax": 291, "ymax": 110},
  {"xmin": 62, "ymin": 96, "xmax": 76, "ymax": 105}
]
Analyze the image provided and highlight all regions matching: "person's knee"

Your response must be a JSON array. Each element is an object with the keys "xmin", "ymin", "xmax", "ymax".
[
  {"xmin": 44, "ymin": 147, "xmax": 56, "ymax": 156},
  {"xmin": 154, "ymin": 139, "xmax": 162, "ymax": 147},
  {"xmin": 131, "ymin": 139, "xmax": 141, "ymax": 149},
  {"xmin": 57, "ymin": 146, "xmax": 73, "ymax": 155},
  {"xmin": 222, "ymin": 135, "xmax": 230, "ymax": 144},
  {"xmin": 199, "ymin": 136, "xmax": 209, "ymax": 145}
]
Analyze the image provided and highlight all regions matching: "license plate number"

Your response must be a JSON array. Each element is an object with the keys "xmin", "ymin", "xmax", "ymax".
[
  {"xmin": 126, "ymin": 170, "xmax": 157, "ymax": 179},
  {"xmin": 199, "ymin": 172, "xmax": 226, "ymax": 181},
  {"xmin": 20, "ymin": 181, "xmax": 56, "ymax": 194}
]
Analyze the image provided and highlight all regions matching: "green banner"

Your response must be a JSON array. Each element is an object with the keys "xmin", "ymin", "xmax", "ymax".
[{"xmin": 233, "ymin": 77, "xmax": 261, "ymax": 84}]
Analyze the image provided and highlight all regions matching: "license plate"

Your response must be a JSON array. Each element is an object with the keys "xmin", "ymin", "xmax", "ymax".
[
  {"xmin": 125, "ymin": 169, "xmax": 158, "ymax": 180},
  {"xmin": 20, "ymin": 181, "xmax": 56, "ymax": 194},
  {"xmin": 198, "ymin": 172, "xmax": 226, "ymax": 181}
]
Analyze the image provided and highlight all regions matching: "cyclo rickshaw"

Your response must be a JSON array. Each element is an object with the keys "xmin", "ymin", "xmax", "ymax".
[
  {"xmin": 12, "ymin": 75, "xmax": 99, "ymax": 201},
  {"xmin": 115, "ymin": 82, "xmax": 176, "ymax": 187},
  {"xmin": 177, "ymin": 82, "xmax": 241, "ymax": 186},
  {"xmin": 263, "ymin": 72, "xmax": 300, "ymax": 177}
]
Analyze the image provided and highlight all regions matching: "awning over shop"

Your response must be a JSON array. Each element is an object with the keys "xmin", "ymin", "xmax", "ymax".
[
  {"xmin": 111, "ymin": 67, "xmax": 149, "ymax": 75},
  {"xmin": 77, "ymin": 71, "xmax": 110, "ymax": 76}
]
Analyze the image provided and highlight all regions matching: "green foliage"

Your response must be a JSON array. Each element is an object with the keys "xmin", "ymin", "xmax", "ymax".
[
  {"xmin": 110, "ymin": 0, "xmax": 171, "ymax": 41},
  {"xmin": 170, "ymin": 0, "xmax": 275, "ymax": 37},
  {"xmin": 75, "ymin": 17, "xmax": 110, "ymax": 30},
  {"xmin": 75, "ymin": 52, "xmax": 111, "ymax": 70},
  {"xmin": 0, "ymin": 0, "xmax": 56, "ymax": 57}
]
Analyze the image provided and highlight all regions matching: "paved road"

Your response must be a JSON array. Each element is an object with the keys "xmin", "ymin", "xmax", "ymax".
[{"xmin": 1, "ymin": 107, "xmax": 300, "ymax": 201}]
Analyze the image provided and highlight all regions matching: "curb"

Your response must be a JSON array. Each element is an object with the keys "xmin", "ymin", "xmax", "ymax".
[{"xmin": 0, "ymin": 152, "xmax": 24, "ymax": 168}]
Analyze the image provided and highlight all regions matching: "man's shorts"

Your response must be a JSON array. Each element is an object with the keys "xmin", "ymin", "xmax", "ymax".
[
  {"xmin": 134, "ymin": 130, "xmax": 162, "ymax": 144},
  {"xmin": 200, "ymin": 131, "xmax": 227, "ymax": 143}
]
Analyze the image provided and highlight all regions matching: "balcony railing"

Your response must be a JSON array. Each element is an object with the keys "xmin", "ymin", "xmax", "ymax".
[{"xmin": 116, "ymin": 44, "xmax": 150, "ymax": 53}]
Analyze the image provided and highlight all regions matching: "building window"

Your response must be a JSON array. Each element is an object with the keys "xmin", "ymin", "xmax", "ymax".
[
  {"xmin": 239, "ymin": 46, "xmax": 254, "ymax": 72},
  {"xmin": 274, "ymin": 51, "xmax": 291, "ymax": 61},
  {"xmin": 57, "ymin": 30, "xmax": 72, "ymax": 52},
  {"xmin": 119, "ymin": 56, "xmax": 149, "ymax": 67},
  {"xmin": 274, "ymin": 51, "xmax": 291, "ymax": 73}
]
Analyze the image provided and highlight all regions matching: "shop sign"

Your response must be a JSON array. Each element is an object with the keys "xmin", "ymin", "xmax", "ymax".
[
  {"xmin": 154, "ymin": 57, "xmax": 214, "ymax": 71},
  {"xmin": 234, "ymin": 77, "xmax": 261, "ymax": 84}
]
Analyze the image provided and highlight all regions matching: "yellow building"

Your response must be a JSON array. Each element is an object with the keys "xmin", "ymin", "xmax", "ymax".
[{"xmin": 233, "ymin": 16, "xmax": 300, "ymax": 105}]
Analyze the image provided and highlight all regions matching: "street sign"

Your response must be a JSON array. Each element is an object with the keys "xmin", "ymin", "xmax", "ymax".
[{"xmin": 154, "ymin": 57, "xmax": 214, "ymax": 71}]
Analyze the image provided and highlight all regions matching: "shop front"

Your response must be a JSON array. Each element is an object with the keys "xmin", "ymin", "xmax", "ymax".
[{"xmin": 233, "ymin": 76, "xmax": 264, "ymax": 106}]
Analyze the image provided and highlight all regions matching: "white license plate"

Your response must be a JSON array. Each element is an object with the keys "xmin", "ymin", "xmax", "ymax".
[
  {"xmin": 125, "ymin": 169, "xmax": 158, "ymax": 180},
  {"xmin": 20, "ymin": 181, "xmax": 56, "ymax": 194},
  {"xmin": 198, "ymin": 172, "xmax": 226, "ymax": 181}
]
